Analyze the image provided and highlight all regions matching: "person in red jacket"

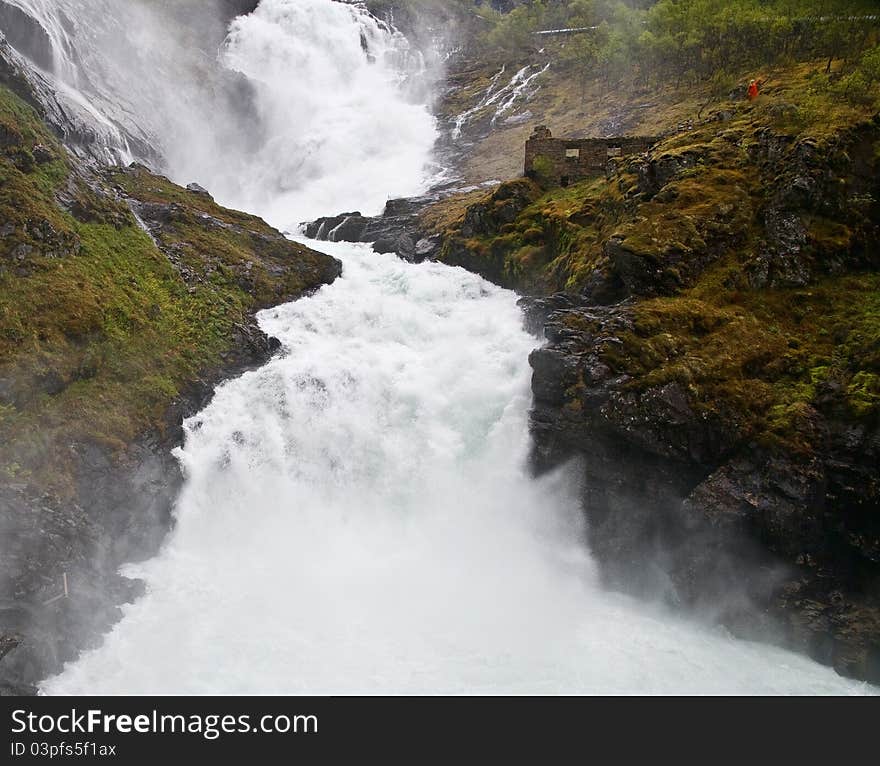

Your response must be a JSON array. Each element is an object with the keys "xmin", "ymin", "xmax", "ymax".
[{"xmin": 747, "ymin": 79, "xmax": 759, "ymax": 101}]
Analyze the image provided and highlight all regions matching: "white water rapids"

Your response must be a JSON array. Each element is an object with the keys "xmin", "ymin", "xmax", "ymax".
[
  {"xmin": 45, "ymin": 242, "xmax": 870, "ymax": 695},
  {"xmin": 6, "ymin": 0, "xmax": 870, "ymax": 694}
]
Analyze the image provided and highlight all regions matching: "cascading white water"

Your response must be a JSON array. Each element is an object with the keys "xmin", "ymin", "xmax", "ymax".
[
  {"xmin": 1, "ymin": 0, "xmax": 76, "ymax": 77},
  {"xmin": 3, "ymin": 0, "xmax": 438, "ymax": 226},
  {"xmin": 10, "ymin": 1, "xmax": 872, "ymax": 694},
  {"xmin": 44, "ymin": 243, "xmax": 871, "ymax": 694},
  {"xmin": 218, "ymin": 1, "xmax": 437, "ymax": 223}
]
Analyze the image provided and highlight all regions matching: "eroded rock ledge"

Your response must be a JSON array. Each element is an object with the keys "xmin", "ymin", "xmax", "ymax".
[{"xmin": 523, "ymin": 292, "xmax": 879, "ymax": 682}]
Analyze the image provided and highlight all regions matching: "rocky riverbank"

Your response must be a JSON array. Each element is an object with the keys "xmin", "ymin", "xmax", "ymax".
[
  {"xmin": 419, "ymin": 66, "xmax": 880, "ymax": 682},
  {"xmin": 0, "ymin": 55, "xmax": 341, "ymax": 694}
]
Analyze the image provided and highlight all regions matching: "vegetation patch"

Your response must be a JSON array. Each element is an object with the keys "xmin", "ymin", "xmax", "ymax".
[
  {"xmin": 604, "ymin": 270, "xmax": 880, "ymax": 452},
  {"xmin": 429, "ymin": 55, "xmax": 880, "ymax": 456},
  {"xmin": 0, "ymin": 84, "xmax": 338, "ymax": 494}
]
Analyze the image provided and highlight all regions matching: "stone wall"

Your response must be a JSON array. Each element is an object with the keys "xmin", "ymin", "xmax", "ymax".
[{"xmin": 524, "ymin": 126, "xmax": 657, "ymax": 186}]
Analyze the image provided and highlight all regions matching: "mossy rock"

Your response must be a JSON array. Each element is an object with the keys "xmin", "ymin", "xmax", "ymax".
[{"xmin": 0, "ymin": 83, "xmax": 340, "ymax": 494}]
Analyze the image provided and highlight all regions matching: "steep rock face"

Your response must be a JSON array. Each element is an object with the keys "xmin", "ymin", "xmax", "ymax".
[
  {"xmin": 440, "ymin": 179, "xmax": 542, "ymax": 287},
  {"xmin": 0, "ymin": 60, "xmax": 341, "ymax": 694},
  {"xmin": 0, "ymin": 1, "xmax": 54, "ymax": 73},
  {"xmin": 524, "ymin": 292, "xmax": 880, "ymax": 682}
]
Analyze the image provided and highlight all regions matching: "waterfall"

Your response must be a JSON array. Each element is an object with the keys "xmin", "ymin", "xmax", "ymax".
[
  {"xmin": 1, "ymin": 0, "xmax": 438, "ymax": 226},
  {"xmin": 2, "ymin": 1, "xmax": 871, "ymax": 694},
  {"xmin": 43, "ymin": 242, "xmax": 870, "ymax": 694},
  {"xmin": 217, "ymin": 0, "xmax": 437, "ymax": 224}
]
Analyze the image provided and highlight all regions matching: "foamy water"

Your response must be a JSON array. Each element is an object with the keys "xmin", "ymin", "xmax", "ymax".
[{"xmin": 44, "ymin": 243, "xmax": 873, "ymax": 695}]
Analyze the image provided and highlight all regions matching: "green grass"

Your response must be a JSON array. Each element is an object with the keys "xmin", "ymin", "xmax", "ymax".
[
  {"xmin": 430, "ymin": 60, "xmax": 880, "ymax": 455},
  {"xmin": 0, "ymin": 84, "xmax": 335, "ymax": 494}
]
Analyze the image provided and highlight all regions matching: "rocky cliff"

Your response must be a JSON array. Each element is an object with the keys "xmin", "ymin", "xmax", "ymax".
[
  {"xmin": 428, "ymin": 67, "xmax": 880, "ymax": 682},
  {"xmin": 0, "ymin": 55, "xmax": 341, "ymax": 694}
]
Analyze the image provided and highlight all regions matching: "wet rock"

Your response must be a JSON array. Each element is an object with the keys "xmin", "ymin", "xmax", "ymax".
[
  {"xmin": 748, "ymin": 209, "xmax": 811, "ymax": 287},
  {"xmin": 220, "ymin": 0, "xmax": 261, "ymax": 21},
  {"xmin": 529, "ymin": 347, "xmax": 579, "ymax": 406},
  {"xmin": 460, "ymin": 180, "xmax": 537, "ymax": 238},
  {"xmin": 415, "ymin": 235, "xmax": 441, "ymax": 260},
  {"xmin": 0, "ymin": 1, "xmax": 56, "ymax": 73},
  {"xmin": 303, "ymin": 212, "xmax": 367, "ymax": 242},
  {"xmin": 330, "ymin": 213, "xmax": 371, "ymax": 242},
  {"xmin": 605, "ymin": 232, "xmax": 687, "ymax": 296},
  {"xmin": 303, "ymin": 185, "xmax": 495, "ymax": 263},
  {"xmin": 634, "ymin": 151, "xmax": 700, "ymax": 199}
]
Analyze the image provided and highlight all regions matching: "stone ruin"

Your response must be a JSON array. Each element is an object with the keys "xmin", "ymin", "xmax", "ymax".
[{"xmin": 524, "ymin": 125, "xmax": 658, "ymax": 186}]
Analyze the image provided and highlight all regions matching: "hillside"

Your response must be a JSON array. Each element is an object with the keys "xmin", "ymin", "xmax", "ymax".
[{"xmin": 421, "ymin": 57, "xmax": 880, "ymax": 680}]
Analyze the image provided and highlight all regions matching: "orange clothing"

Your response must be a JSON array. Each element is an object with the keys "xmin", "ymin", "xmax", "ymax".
[{"xmin": 747, "ymin": 82, "xmax": 759, "ymax": 101}]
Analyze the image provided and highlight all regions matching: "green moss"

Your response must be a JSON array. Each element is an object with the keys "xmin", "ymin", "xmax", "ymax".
[
  {"xmin": 529, "ymin": 155, "xmax": 556, "ymax": 185},
  {"xmin": 847, "ymin": 371, "xmax": 880, "ymax": 416},
  {"xmin": 0, "ymin": 83, "xmax": 335, "ymax": 495},
  {"xmin": 606, "ymin": 273, "xmax": 880, "ymax": 452},
  {"xmin": 0, "ymin": 207, "xmax": 248, "ymax": 488},
  {"xmin": 437, "ymin": 175, "xmax": 628, "ymax": 293}
]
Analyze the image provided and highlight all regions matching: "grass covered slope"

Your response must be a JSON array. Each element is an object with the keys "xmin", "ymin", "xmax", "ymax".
[
  {"xmin": 433, "ymin": 0, "xmax": 880, "ymax": 181},
  {"xmin": 436, "ymin": 62, "xmax": 880, "ymax": 453},
  {"xmin": 0, "ymin": 82, "xmax": 340, "ymax": 495}
]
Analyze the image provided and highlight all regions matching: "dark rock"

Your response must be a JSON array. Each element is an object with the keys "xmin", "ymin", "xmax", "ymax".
[
  {"xmin": 9, "ymin": 243, "xmax": 32, "ymax": 261},
  {"xmin": 605, "ymin": 233, "xmax": 685, "ymax": 296},
  {"xmin": 31, "ymin": 143, "xmax": 53, "ymax": 163},
  {"xmin": 634, "ymin": 151, "xmax": 700, "ymax": 199},
  {"xmin": 303, "ymin": 212, "xmax": 367, "ymax": 242},
  {"xmin": 526, "ymin": 290, "xmax": 880, "ymax": 682},
  {"xmin": 329, "ymin": 213, "xmax": 370, "ymax": 241},
  {"xmin": 0, "ymin": 1, "xmax": 56, "ymax": 73},
  {"xmin": 186, "ymin": 182, "xmax": 213, "ymax": 199},
  {"xmin": 383, "ymin": 197, "xmax": 423, "ymax": 217},
  {"xmin": 219, "ymin": 0, "xmax": 260, "ymax": 20},
  {"xmin": 303, "ymin": 180, "xmax": 539, "ymax": 268},
  {"xmin": 415, "ymin": 235, "xmax": 441, "ymax": 259},
  {"xmin": 529, "ymin": 347, "xmax": 579, "ymax": 405}
]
